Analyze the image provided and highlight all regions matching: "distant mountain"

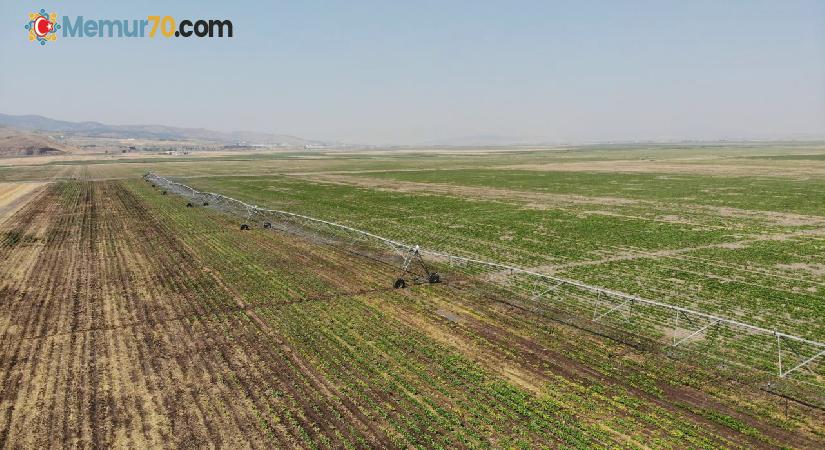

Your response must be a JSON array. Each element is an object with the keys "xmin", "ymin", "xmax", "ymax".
[{"xmin": 0, "ymin": 113, "xmax": 324, "ymax": 146}]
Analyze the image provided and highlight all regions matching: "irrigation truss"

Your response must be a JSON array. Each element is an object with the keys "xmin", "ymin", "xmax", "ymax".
[{"xmin": 145, "ymin": 172, "xmax": 825, "ymax": 397}]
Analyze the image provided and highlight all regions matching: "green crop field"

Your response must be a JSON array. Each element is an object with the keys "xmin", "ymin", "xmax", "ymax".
[{"xmin": 2, "ymin": 144, "xmax": 825, "ymax": 448}]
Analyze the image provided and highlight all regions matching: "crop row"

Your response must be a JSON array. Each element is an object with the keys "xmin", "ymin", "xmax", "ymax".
[{"xmin": 130, "ymin": 179, "xmax": 825, "ymax": 447}]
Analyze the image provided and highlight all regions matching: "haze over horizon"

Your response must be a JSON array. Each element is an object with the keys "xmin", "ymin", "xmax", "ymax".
[{"xmin": 1, "ymin": 1, "xmax": 823, "ymax": 145}]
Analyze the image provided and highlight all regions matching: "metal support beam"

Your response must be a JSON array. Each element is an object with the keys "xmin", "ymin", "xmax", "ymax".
[
  {"xmin": 777, "ymin": 333, "xmax": 783, "ymax": 377},
  {"xmin": 781, "ymin": 349, "xmax": 825, "ymax": 378},
  {"xmin": 673, "ymin": 311, "xmax": 680, "ymax": 345},
  {"xmin": 673, "ymin": 318, "xmax": 721, "ymax": 347},
  {"xmin": 593, "ymin": 297, "xmax": 633, "ymax": 322}
]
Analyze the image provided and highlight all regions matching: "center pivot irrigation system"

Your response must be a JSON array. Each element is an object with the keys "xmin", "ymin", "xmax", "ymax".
[{"xmin": 145, "ymin": 173, "xmax": 825, "ymax": 393}]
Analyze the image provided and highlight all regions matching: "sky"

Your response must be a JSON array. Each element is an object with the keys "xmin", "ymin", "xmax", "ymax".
[{"xmin": 1, "ymin": 0, "xmax": 823, "ymax": 145}]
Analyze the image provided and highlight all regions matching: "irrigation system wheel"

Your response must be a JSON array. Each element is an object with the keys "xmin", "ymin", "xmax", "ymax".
[
  {"xmin": 395, "ymin": 245, "xmax": 442, "ymax": 288},
  {"xmin": 394, "ymin": 278, "xmax": 407, "ymax": 289}
]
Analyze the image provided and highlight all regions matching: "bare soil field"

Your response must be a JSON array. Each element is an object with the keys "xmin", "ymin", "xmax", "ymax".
[
  {"xmin": 2, "ymin": 143, "xmax": 825, "ymax": 448},
  {"xmin": 0, "ymin": 182, "xmax": 396, "ymax": 447},
  {"xmin": 1, "ymin": 179, "xmax": 823, "ymax": 448},
  {"xmin": 0, "ymin": 182, "xmax": 46, "ymax": 224}
]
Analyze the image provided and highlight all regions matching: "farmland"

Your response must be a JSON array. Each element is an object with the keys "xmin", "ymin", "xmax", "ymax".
[
  {"xmin": 1, "ymin": 144, "xmax": 825, "ymax": 448},
  {"xmin": 0, "ymin": 182, "xmax": 45, "ymax": 224}
]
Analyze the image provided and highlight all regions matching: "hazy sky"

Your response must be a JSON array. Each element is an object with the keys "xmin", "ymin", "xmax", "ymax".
[{"xmin": 1, "ymin": 1, "xmax": 823, "ymax": 144}]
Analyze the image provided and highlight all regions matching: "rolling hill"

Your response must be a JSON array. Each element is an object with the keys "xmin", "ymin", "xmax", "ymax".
[
  {"xmin": 0, "ymin": 113, "xmax": 324, "ymax": 146},
  {"xmin": 0, "ymin": 127, "xmax": 76, "ymax": 157}
]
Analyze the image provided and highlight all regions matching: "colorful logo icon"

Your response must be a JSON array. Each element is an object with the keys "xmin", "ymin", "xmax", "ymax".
[{"xmin": 25, "ymin": 9, "xmax": 60, "ymax": 45}]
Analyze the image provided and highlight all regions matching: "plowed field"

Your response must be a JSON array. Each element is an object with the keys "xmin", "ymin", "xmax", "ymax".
[{"xmin": 1, "ymin": 179, "xmax": 823, "ymax": 448}]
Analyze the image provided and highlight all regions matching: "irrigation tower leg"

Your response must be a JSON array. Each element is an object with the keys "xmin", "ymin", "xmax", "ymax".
[
  {"xmin": 776, "ymin": 333, "xmax": 783, "ymax": 377},
  {"xmin": 394, "ymin": 245, "xmax": 441, "ymax": 288}
]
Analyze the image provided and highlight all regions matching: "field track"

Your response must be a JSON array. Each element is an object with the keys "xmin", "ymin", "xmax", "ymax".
[{"xmin": 1, "ymin": 180, "xmax": 823, "ymax": 448}]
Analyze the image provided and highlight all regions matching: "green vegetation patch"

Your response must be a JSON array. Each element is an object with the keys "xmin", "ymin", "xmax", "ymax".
[{"xmin": 362, "ymin": 169, "xmax": 825, "ymax": 216}]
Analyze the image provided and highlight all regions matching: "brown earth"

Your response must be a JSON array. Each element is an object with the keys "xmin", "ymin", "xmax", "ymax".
[
  {"xmin": 1, "ymin": 180, "xmax": 823, "ymax": 448},
  {"xmin": 0, "ymin": 182, "xmax": 394, "ymax": 448},
  {"xmin": 365, "ymin": 286, "xmax": 825, "ymax": 449},
  {"xmin": 0, "ymin": 183, "xmax": 46, "ymax": 224}
]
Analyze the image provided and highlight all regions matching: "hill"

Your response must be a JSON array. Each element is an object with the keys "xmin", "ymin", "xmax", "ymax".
[
  {"xmin": 0, "ymin": 113, "xmax": 325, "ymax": 146},
  {"xmin": 0, "ymin": 127, "xmax": 75, "ymax": 157}
]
